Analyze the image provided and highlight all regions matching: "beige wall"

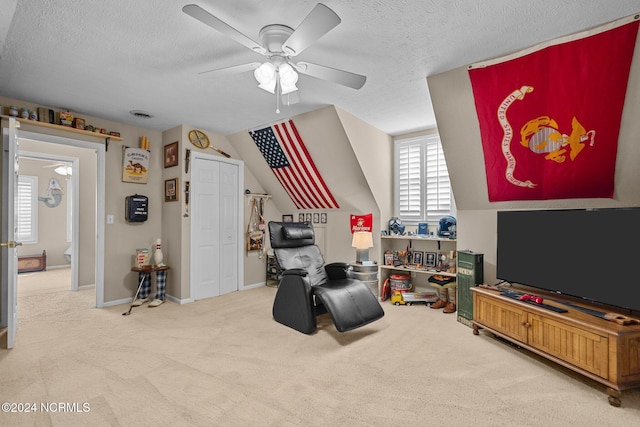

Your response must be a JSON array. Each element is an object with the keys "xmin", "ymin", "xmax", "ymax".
[
  {"xmin": 2, "ymin": 97, "xmax": 393, "ymax": 304},
  {"xmin": 427, "ymin": 29, "xmax": 640, "ymax": 285},
  {"xmin": 2, "ymin": 95, "xmax": 164, "ymax": 303}
]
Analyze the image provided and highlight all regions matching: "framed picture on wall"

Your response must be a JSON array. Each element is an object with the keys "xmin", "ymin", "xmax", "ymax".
[
  {"xmin": 164, "ymin": 141, "xmax": 179, "ymax": 168},
  {"xmin": 282, "ymin": 214, "xmax": 293, "ymax": 222},
  {"xmin": 298, "ymin": 213, "xmax": 305, "ymax": 222},
  {"xmin": 320, "ymin": 213, "xmax": 327, "ymax": 223},
  {"xmin": 313, "ymin": 213, "xmax": 320, "ymax": 223},
  {"xmin": 305, "ymin": 213, "xmax": 312, "ymax": 222},
  {"xmin": 164, "ymin": 178, "xmax": 178, "ymax": 202}
]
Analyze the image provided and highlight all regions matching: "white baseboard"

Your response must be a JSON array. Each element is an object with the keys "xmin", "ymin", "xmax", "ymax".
[
  {"xmin": 47, "ymin": 264, "xmax": 71, "ymax": 270},
  {"xmin": 242, "ymin": 282, "xmax": 266, "ymax": 291},
  {"xmin": 103, "ymin": 283, "xmax": 266, "ymax": 307},
  {"xmin": 167, "ymin": 294, "xmax": 192, "ymax": 304},
  {"xmin": 102, "ymin": 297, "xmax": 131, "ymax": 308}
]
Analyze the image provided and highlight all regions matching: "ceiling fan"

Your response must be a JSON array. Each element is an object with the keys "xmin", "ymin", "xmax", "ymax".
[
  {"xmin": 43, "ymin": 162, "xmax": 73, "ymax": 176},
  {"xmin": 182, "ymin": 3, "xmax": 367, "ymax": 112}
]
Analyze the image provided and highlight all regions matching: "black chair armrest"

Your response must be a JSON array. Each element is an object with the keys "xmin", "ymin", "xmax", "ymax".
[
  {"xmin": 325, "ymin": 262, "xmax": 350, "ymax": 280},
  {"xmin": 282, "ymin": 268, "xmax": 308, "ymax": 277},
  {"xmin": 272, "ymin": 269, "xmax": 316, "ymax": 334}
]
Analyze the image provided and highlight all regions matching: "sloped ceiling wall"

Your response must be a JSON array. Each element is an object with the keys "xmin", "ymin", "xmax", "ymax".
[
  {"xmin": 227, "ymin": 105, "xmax": 376, "ymax": 213},
  {"xmin": 226, "ymin": 105, "xmax": 392, "ymax": 263}
]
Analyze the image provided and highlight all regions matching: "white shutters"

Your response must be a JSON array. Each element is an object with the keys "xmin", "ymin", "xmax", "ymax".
[
  {"xmin": 17, "ymin": 175, "xmax": 38, "ymax": 243},
  {"xmin": 395, "ymin": 134, "xmax": 452, "ymax": 223},
  {"xmin": 396, "ymin": 138, "xmax": 423, "ymax": 220},
  {"xmin": 424, "ymin": 135, "xmax": 452, "ymax": 219}
]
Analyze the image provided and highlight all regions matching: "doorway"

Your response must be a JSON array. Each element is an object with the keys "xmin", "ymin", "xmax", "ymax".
[
  {"xmin": 17, "ymin": 153, "xmax": 78, "ymax": 296},
  {"xmin": 14, "ymin": 131, "xmax": 105, "ymax": 308}
]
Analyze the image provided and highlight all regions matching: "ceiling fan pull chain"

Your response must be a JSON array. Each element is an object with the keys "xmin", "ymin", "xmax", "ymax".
[{"xmin": 275, "ymin": 79, "xmax": 281, "ymax": 114}]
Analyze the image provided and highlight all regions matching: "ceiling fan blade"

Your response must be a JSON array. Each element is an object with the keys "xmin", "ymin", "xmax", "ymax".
[
  {"xmin": 198, "ymin": 62, "xmax": 262, "ymax": 77},
  {"xmin": 295, "ymin": 62, "xmax": 366, "ymax": 90},
  {"xmin": 282, "ymin": 3, "xmax": 341, "ymax": 56},
  {"xmin": 182, "ymin": 4, "xmax": 266, "ymax": 55}
]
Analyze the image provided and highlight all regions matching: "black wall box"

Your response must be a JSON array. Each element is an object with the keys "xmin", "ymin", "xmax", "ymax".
[{"xmin": 125, "ymin": 194, "xmax": 148, "ymax": 223}]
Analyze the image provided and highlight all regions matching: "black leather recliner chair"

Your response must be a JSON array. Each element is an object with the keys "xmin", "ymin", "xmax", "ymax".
[{"xmin": 268, "ymin": 221, "xmax": 384, "ymax": 334}]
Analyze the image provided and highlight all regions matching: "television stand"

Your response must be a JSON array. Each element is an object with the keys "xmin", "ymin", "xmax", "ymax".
[{"xmin": 471, "ymin": 286, "xmax": 640, "ymax": 406}]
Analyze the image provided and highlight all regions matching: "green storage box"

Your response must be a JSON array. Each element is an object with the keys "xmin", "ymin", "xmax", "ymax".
[{"xmin": 457, "ymin": 250, "xmax": 484, "ymax": 327}]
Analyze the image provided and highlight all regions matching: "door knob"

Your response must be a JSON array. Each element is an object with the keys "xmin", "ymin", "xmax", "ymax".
[{"xmin": 0, "ymin": 241, "xmax": 22, "ymax": 248}]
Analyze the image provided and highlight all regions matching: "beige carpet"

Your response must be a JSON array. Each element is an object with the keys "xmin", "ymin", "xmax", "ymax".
[
  {"xmin": 17, "ymin": 268, "xmax": 72, "ymax": 298},
  {"xmin": 1, "ymin": 281, "xmax": 639, "ymax": 427}
]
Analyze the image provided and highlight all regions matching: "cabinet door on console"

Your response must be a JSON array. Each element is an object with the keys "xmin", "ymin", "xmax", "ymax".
[
  {"xmin": 528, "ymin": 314, "xmax": 609, "ymax": 378},
  {"xmin": 474, "ymin": 293, "xmax": 528, "ymax": 342}
]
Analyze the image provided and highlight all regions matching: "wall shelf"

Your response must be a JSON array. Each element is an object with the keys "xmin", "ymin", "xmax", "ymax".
[{"xmin": 1, "ymin": 115, "xmax": 122, "ymax": 150}]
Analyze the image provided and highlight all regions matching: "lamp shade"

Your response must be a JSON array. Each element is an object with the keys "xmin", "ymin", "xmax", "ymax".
[
  {"xmin": 351, "ymin": 231, "xmax": 373, "ymax": 249},
  {"xmin": 254, "ymin": 62, "xmax": 277, "ymax": 93},
  {"xmin": 278, "ymin": 63, "xmax": 298, "ymax": 94}
]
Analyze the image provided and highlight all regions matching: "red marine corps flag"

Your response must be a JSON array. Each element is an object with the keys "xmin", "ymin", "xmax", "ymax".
[{"xmin": 469, "ymin": 16, "xmax": 639, "ymax": 202}]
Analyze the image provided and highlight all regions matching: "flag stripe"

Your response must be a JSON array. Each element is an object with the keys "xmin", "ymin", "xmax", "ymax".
[
  {"xmin": 274, "ymin": 124, "xmax": 322, "ymax": 208},
  {"xmin": 249, "ymin": 119, "xmax": 339, "ymax": 209},
  {"xmin": 287, "ymin": 121, "xmax": 340, "ymax": 208},
  {"xmin": 275, "ymin": 123, "xmax": 326, "ymax": 208},
  {"xmin": 272, "ymin": 169, "xmax": 303, "ymax": 209}
]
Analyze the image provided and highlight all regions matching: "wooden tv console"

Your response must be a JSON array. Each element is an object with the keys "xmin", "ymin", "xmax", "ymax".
[{"xmin": 471, "ymin": 286, "xmax": 640, "ymax": 406}]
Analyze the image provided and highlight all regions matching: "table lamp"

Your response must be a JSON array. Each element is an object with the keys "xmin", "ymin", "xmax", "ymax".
[{"xmin": 352, "ymin": 231, "xmax": 373, "ymax": 263}]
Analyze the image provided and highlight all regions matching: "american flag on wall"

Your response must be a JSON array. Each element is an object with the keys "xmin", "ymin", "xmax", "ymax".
[{"xmin": 249, "ymin": 119, "xmax": 339, "ymax": 209}]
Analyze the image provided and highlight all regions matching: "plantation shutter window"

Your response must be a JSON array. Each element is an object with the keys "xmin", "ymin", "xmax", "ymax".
[
  {"xmin": 17, "ymin": 175, "xmax": 38, "ymax": 244},
  {"xmin": 395, "ymin": 134, "xmax": 454, "ymax": 224}
]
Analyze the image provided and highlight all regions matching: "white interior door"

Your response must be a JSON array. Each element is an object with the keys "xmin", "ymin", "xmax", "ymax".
[
  {"xmin": 1, "ymin": 118, "xmax": 20, "ymax": 348},
  {"xmin": 192, "ymin": 157, "xmax": 221, "ymax": 300},
  {"xmin": 219, "ymin": 161, "xmax": 239, "ymax": 295},
  {"xmin": 190, "ymin": 154, "xmax": 243, "ymax": 301}
]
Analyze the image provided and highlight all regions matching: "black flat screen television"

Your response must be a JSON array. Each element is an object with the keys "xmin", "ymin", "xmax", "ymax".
[{"xmin": 497, "ymin": 207, "xmax": 640, "ymax": 313}]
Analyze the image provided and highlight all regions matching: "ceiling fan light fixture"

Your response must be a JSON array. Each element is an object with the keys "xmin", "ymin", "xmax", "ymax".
[
  {"xmin": 258, "ymin": 80, "xmax": 277, "ymax": 94},
  {"xmin": 254, "ymin": 62, "xmax": 276, "ymax": 85},
  {"xmin": 280, "ymin": 83, "xmax": 298, "ymax": 95},
  {"xmin": 278, "ymin": 63, "xmax": 298, "ymax": 85},
  {"xmin": 54, "ymin": 165, "xmax": 72, "ymax": 176},
  {"xmin": 278, "ymin": 63, "xmax": 299, "ymax": 95}
]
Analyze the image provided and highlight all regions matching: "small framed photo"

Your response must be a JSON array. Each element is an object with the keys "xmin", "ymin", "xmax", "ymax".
[
  {"xmin": 164, "ymin": 178, "xmax": 178, "ymax": 202},
  {"xmin": 305, "ymin": 213, "xmax": 312, "ymax": 222},
  {"xmin": 425, "ymin": 252, "xmax": 437, "ymax": 268},
  {"xmin": 412, "ymin": 251, "xmax": 423, "ymax": 266},
  {"xmin": 73, "ymin": 118, "xmax": 85, "ymax": 130},
  {"xmin": 313, "ymin": 213, "xmax": 320, "ymax": 223},
  {"xmin": 298, "ymin": 213, "xmax": 305, "ymax": 222},
  {"xmin": 282, "ymin": 214, "xmax": 294, "ymax": 222},
  {"xmin": 320, "ymin": 213, "xmax": 327, "ymax": 224},
  {"xmin": 164, "ymin": 141, "xmax": 179, "ymax": 168}
]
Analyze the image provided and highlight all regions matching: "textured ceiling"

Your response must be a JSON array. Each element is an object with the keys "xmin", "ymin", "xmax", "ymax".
[{"xmin": 1, "ymin": 1, "xmax": 638, "ymax": 136}]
